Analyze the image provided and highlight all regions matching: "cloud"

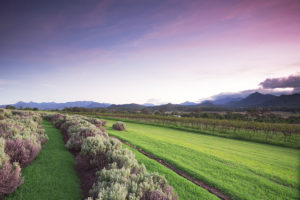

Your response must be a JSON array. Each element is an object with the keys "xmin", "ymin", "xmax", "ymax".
[
  {"xmin": 204, "ymin": 88, "xmax": 294, "ymax": 104},
  {"xmin": 259, "ymin": 73, "xmax": 300, "ymax": 92},
  {"xmin": 206, "ymin": 75, "xmax": 299, "ymax": 103},
  {"xmin": 145, "ymin": 98, "xmax": 168, "ymax": 105},
  {"xmin": 205, "ymin": 74, "xmax": 300, "ymax": 103}
]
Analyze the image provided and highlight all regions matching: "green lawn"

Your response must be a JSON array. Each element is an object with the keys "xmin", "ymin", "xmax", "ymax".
[
  {"xmin": 4, "ymin": 120, "xmax": 82, "ymax": 200},
  {"xmin": 104, "ymin": 119, "xmax": 300, "ymax": 200},
  {"xmin": 123, "ymin": 144, "xmax": 219, "ymax": 200}
]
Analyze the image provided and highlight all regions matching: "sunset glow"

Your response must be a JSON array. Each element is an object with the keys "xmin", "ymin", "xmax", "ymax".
[{"xmin": 1, "ymin": 0, "xmax": 300, "ymax": 104}]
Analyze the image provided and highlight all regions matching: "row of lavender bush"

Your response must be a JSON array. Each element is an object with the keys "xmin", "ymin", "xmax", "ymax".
[
  {"xmin": 0, "ymin": 109, "xmax": 47, "ymax": 196},
  {"xmin": 46, "ymin": 113, "xmax": 177, "ymax": 200}
]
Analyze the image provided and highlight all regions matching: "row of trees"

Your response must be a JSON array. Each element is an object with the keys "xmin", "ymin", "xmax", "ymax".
[
  {"xmin": 4, "ymin": 105, "xmax": 38, "ymax": 111},
  {"xmin": 62, "ymin": 107, "xmax": 300, "ymax": 124}
]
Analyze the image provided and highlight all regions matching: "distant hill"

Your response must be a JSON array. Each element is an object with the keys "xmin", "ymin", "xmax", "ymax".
[
  {"xmin": 108, "ymin": 103, "xmax": 145, "ymax": 110},
  {"xmin": 149, "ymin": 103, "xmax": 184, "ymax": 111},
  {"xmin": 85, "ymin": 102, "xmax": 111, "ymax": 108},
  {"xmin": 2, "ymin": 92, "xmax": 300, "ymax": 111},
  {"xmin": 1, "ymin": 101, "xmax": 111, "ymax": 110},
  {"xmin": 262, "ymin": 93, "xmax": 300, "ymax": 107},
  {"xmin": 142, "ymin": 103, "xmax": 155, "ymax": 107},
  {"xmin": 180, "ymin": 101, "xmax": 198, "ymax": 106},
  {"xmin": 226, "ymin": 92, "xmax": 300, "ymax": 108},
  {"xmin": 229, "ymin": 92, "xmax": 276, "ymax": 107},
  {"xmin": 198, "ymin": 101, "xmax": 215, "ymax": 107},
  {"xmin": 212, "ymin": 97, "xmax": 243, "ymax": 105}
]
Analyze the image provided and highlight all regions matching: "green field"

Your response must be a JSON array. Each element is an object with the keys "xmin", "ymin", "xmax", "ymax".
[
  {"xmin": 91, "ymin": 113, "xmax": 300, "ymax": 148},
  {"xmin": 4, "ymin": 120, "xmax": 82, "ymax": 200},
  {"xmin": 124, "ymin": 144, "xmax": 219, "ymax": 200},
  {"xmin": 103, "ymin": 118, "xmax": 300, "ymax": 200}
]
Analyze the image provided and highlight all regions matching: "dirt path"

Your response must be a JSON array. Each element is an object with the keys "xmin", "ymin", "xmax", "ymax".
[{"xmin": 111, "ymin": 136, "xmax": 232, "ymax": 200}]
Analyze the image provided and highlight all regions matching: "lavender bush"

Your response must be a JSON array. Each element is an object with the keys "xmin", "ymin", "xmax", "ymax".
[
  {"xmin": 0, "ymin": 138, "xmax": 23, "ymax": 196},
  {"xmin": 5, "ymin": 139, "xmax": 41, "ymax": 167},
  {"xmin": 47, "ymin": 114, "xmax": 177, "ymax": 200},
  {"xmin": 112, "ymin": 121, "xmax": 126, "ymax": 131},
  {"xmin": 0, "ymin": 109, "xmax": 46, "ymax": 197}
]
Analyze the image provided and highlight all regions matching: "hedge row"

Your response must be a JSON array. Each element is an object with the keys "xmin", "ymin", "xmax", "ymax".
[
  {"xmin": 46, "ymin": 114, "xmax": 177, "ymax": 200},
  {"xmin": 0, "ymin": 109, "xmax": 47, "ymax": 196}
]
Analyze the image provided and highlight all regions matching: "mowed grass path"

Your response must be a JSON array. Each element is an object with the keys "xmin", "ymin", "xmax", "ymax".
[
  {"xmin": 104, "ymin": 119, "xmax": 300, "ymax": 200},
  {"xmin": 4, "ymin": 120, "xmax": 82, "ymax": 200},
  {"xmin": 123, "ymin": 144, "xmax": 220, "ymax": 200}
]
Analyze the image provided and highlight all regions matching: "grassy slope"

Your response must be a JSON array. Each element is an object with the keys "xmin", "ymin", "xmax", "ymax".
[
  {"xmin": 123, "ymin": 144, "xmax": 220, "ymax": 200},
  {"xmin": 4, "ymin": 120, "xmax": 82, "ymax": 200},
  {"xmin": 104, "ymin": 119, "xmax": 300, "ymax": 200}
]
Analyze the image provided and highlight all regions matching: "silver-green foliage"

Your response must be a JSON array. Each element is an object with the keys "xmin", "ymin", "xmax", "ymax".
[
  {"xmin": 47, "ymin": 114, "xmax": 177, "ymax": 200},
  {"xmin": 0, "ymin": 110, "xmax": 44, "ymax": 196}
]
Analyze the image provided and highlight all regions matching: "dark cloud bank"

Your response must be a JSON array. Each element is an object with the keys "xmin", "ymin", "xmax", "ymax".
[
  {"xmin": 259, "ymin": 74, "xmax": 300, "ymax": 92},
  {"xmin": 210, "ymin": 74, "xmax": 300, "ymax": 102}
]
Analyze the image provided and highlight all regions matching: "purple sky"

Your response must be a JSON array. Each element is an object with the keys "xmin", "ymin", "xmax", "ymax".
[{"xmin": 0, "ymin": 0, "xmax": 300, "ymax": 104}]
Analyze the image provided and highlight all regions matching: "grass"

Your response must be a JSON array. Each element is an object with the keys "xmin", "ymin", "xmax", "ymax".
[
  {"xmin": 96, "ymin": 115, "xmax": 300, "ymax": 149},
  {"xmin": 123, "ymin": 144, "xmax": 220, "ymax": 200},
  {"xmin": 4, "ymin": 120, "xmax": 82, "ymax": 200},
  {"xmin": 104, "ymin": 119, "xmax": 300, "ymax": 200}
]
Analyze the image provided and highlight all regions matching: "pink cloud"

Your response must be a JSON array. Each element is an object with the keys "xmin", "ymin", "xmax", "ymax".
[{"xmin": 130, "ymin": 0, "xmax": 300, "ymax": 51}]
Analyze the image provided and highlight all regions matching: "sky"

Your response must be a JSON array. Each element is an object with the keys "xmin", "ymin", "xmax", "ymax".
[{"xmin": 0, "ymin": 0, "xmax": 300, "ymax": 105}]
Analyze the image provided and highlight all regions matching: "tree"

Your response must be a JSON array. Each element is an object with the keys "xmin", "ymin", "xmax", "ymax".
[
  {"xmin": 141, "ymin": 108, "xmax": 151, "ymax": 114},
  {"xmin": 5, "ymin": 105, "xmax": 16, "ymax": 110}
]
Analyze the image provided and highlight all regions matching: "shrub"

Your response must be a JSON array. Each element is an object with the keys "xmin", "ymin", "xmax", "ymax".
[
  {"xmin": 5, "ymin": 139, "xmax": 41, "ymax": 167},
  {"xmin": 61, "ymin": 120, "xmax": 79, "ymax": 135},
  {"xmin": 0, "ymin": 114, "xmax": 5, "ymax": 120},
  {"xmin": 0, "ymin": 120, "xmax": 21, "ymax": 139},
  {"xmin": 88, "ymin": 166, "xmax": 130, "ymax": 200},
  {"xmin": 48, "ymin": 113, "xmax": 65, "ymax": 129},
  {"xmin": 0, "ymin": 110, "xmax": 45, "ymax": 197},
  {"xmin": 112, "ymin": 122, "xmax": 126, "ymax": 131},
  {"xmin": 37, "ymin": 129, "xmax": 48, "ymax": 145},
  {"xmin": 89, "ymin": 164, "xmax": 177, "ymax": 200},
  {"xmin": 65, "ymin": 126, "xmax": 108, "ymax": 151},
  {"xmin": 81, "ymin": 135, "xmax": 177, "ymax": 200},
  {"xmin": 67, "ymin": 120, "xmax": 92, "ymax": 137},
  {"xmin": 79, "ymin": 136, "xmax": 118, "ymax": 169},
  {"xmin": 46, "ymin": 114, "xmax": 177, "ymax": 200},
  {"xmin": 0, "ymin": 161, "xmax": 23, "ymax": 196},
  {"xmin": 0, "ymin": 138, "xmax": 8, "ymax": 165},
  {"xmin": 0, "ymin": 139, "xmax": 23, "ymax": 196},
  {"xmin": 108, "ymin": 148, "xmax": 138, "ymax": 169},
  {"xmin": 86, "ymin": 118, "xmax": 107, "ymax": 127}
]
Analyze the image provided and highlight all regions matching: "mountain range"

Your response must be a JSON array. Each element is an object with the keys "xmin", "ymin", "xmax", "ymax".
[
  {"xmin": 1, "ymin": 92, "xmax": 300, "ymax": 110},
  {"xmin": 226, "ymin": 92, "xmax": 300, "ymax": 108},
  {"xmin": 1, "ymin": 101, "xmax": 111, "ymax": 110}
]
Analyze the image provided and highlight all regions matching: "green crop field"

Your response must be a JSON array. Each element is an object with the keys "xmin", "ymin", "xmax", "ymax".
[
  {"xmin": 103, "ymin": 118, "xmax": 300, "ymax": 200},
  {"xmin": 123, "ymin": 144, "xmax": 219, "ymax": 200},
  {"xmin": 4, "ymin": 120, "xmax": 82, "ymax": 200}
]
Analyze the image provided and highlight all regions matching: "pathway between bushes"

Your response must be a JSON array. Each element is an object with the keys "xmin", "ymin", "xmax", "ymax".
[{"xmin": 4, "ymin": 120, "xmax": 82, "ymax": 200}]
